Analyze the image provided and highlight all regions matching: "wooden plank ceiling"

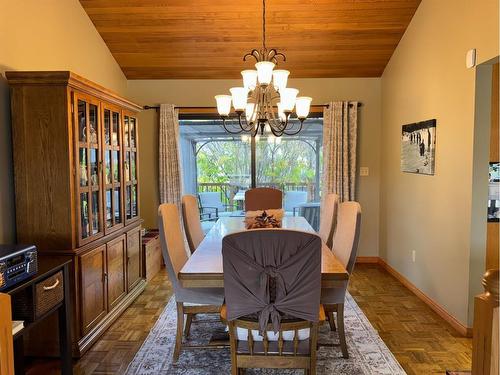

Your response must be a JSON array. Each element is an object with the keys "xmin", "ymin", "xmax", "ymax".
[{"xmin": 80, "ymin": 0, "xmax": 421, "ymax": 79}]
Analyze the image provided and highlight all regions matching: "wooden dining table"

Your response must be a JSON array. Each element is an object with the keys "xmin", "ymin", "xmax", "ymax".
[{"xmin": 179, "ymin": 216, "xmax": 348, "ymax": 288}]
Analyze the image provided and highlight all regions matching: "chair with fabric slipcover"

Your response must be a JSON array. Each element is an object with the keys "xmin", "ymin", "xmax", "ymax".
[
  {"xmin": 182, "ymin": 195, "xmax": 205, "ymax": 253},
  {"xmin": 221, "ymin": 229, "xmax": 324, "ymax": 375},
  {"xmin": 244, "ymin": 188, "xmax": 283, "ymax": 211},
  {"xmin": 318, "ymin": 193, "xmax": 339, "ymax": 249},
  {"xmin": 158, "ymin": 203, "xmax": 224, "ymax": 362},
  {"xmin": 320, "ymin": 201, "xmax": 361, "ymax": 359}
]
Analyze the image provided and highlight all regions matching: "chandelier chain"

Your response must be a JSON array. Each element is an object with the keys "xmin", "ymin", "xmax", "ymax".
[{"xmin": 262, "ymin": 0, "xmax": 266, "ymax": 50}]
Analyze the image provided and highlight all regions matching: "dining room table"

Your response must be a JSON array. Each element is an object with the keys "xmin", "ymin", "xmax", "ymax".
[{"xmin": 179, "ymin": 216, "xmax": 348, "ymax": 288}]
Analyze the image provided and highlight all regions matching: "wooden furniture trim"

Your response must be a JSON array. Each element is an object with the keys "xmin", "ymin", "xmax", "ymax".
[
  {"xmin": 79, "ymin": 245, "xmax": 108, "ymax": 336},
  {"xmin": 472, "ymin": 269, "xmax": 499, "ymax": 375},
  {"xmin": 355, "ymin": 256, "xmax": 473, "ymax": 337},
  {"xmin": 5, "ymin": 71, "xmax": 142, "ymax": 112},
  {"xmin": 106, "ymin": 234, "xmax": 127, "ymax": 311},
  {"xmin": 101, "ymin": 101, "xmax": 126, "ymax": 235},
  {"xmin": 73, "ymin": 91, "xmax": 105, "ymax": 247},
  {"xmin": 0, "ymin": 293, "xmax": 14, "ymax": 375}
]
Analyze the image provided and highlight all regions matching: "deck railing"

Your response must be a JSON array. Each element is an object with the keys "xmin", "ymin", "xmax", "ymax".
[{"xmin": 197, "ymin": 182, "xmax": 317, "ymax": 205}]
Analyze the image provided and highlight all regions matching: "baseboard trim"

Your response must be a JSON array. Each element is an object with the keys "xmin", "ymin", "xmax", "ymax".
[{"xmin": 355, "ymin": 256, "xmax": 473, "ymax": 337}]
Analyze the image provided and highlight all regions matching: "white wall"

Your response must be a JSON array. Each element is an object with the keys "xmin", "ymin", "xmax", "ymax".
[{"xmin": 380, "ymin": 0, "xmax": 499, "ymax": 326}]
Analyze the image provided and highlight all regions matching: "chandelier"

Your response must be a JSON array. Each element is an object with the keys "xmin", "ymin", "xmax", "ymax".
[{"xmin": 214, "ymin": 0, "xmax": 312, "ymax": 138}]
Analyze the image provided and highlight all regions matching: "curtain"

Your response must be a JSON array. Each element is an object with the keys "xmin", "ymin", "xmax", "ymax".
[
  {"xmin": 322, "ymin": 101, "xmax": 359, "ymax": 202},
  {"xmin": 159, "ymin": 104, "xmax": 183, "ymax": 208}
]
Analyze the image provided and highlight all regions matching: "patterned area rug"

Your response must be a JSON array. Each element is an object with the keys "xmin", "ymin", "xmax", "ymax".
[{"xmin": 126, "ymin": 293, "xmax": 405, "ymax": 374}]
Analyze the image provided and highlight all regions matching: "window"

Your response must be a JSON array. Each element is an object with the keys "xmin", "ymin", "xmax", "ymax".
[{"xmin": 179, "ymin": 115, "xmax": 323, "ymax": 227}]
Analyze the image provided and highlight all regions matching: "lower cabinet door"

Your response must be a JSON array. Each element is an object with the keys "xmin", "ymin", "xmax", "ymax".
[
  {"xmin": 106, "ymin": 234, "xmax": 127, "ymax": 311},
  {"xmin": 126, "ymin": 227, "xmax": 142, "ymax": 291},
  {"xmin": 80, "ymin": 245, "xmax": 107, "ymax": 336}
]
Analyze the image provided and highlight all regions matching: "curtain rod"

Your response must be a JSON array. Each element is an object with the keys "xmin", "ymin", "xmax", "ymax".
[{"xmin": 143, "ymin": 103, "xmax": 363, "ymax": 111}]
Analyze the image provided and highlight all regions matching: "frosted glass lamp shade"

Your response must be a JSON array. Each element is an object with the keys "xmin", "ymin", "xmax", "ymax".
[
  {"xmin": 295, "ymin": 96, "xmax": 312, "ymax": 119},
  {"xmin": 272, "ymin": 69, "xmax": 289, "ymax": 91},
  {"xmin": 280, "ymin": 88, "xmax": 299, "ymax": 112},
  {"xmin": 241, "ymin": 70, "xmax": 258, "ymax": 90},
  {"xmin": 277, "ymin": 102, "xmax": 286, "ymax": 122},
  {"xmin": 230, "ymin": 87, "xmax": 248, "ymax": 111},
  {"xmin": 215, "ymin": 95, "xmax": 232, "ymax": 116},
  {"xmin": 245, "ymin": 103, "xmax": 257, "ymax": 123},
  {"xmin": 255, "ymin": 61, "xmax": 275, "ymax": 86}
]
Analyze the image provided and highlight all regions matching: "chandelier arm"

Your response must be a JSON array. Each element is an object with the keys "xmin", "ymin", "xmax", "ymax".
[
  {"xmin": 282, "ymin": 120, "xmax": 304, "ymax": 136},
  {"xmin": 221, "ymin": 118, "xmax": 245, "ymax": 134},
  {"xmin": 237, "ymin": 113, "xmax": 255, "ymax": 132}
]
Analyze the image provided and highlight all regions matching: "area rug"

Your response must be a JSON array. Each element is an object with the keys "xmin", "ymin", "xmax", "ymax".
[{"xmin": 126, "ymin": 293, "xmax": 405, "ymax": 374}]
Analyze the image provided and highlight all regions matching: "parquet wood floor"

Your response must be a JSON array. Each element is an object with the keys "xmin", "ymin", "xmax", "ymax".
[{"xmin": 26, "ymin": 264, "xmax": 472, "ymax": 375}]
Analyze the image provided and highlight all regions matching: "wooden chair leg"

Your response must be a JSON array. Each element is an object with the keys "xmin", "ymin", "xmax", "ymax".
[
  {"xmin": 328, "ymin": 311, "xmax": 336, "ymax": 331},
  {"xmin": 173, "ymin": 302, "xmax": 184, "ymax": 362},
  {"xmin": 184, "ymin": 313, "xmax": 193, "ymax": 337},
  {"xmin": 337, "ymin": 303, "xmax": 349, "ymax": 359}
]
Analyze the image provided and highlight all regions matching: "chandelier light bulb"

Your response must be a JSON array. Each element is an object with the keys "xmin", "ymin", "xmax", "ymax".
[
  {"xmin": 275, "ymin": 136, "xmax": 282, "ymax": 144},
  {"xmin": 255, "ymin": 61, "xmax": 275, "ymax": 86},
  {"xmin": 215, "ymin": 95, "xmax": 232, "ymax": 116},
  {"xmin": 267, "ymin": 135, "xmax": 276, "ymax": 144},
  {"xmin": 230, "ymin": 87, "xmax": 248, "ymax": 111},
  {"xmin": 280, "ymin": 88, "xmax": 299, "ymax": 112},
  {"xmin": 295, "ymin": 96, "xmax": 312, "ymax": 119},
  {"xmin": 241, "ymin": 70, "xmax": 258, "ymax": 91},
  {"xmin": 272, "ymin": 69, "xmax": 289, "ymax": 91}
]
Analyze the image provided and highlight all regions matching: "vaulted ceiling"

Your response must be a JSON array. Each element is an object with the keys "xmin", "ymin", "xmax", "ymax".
[{"xmin": 80, "ymin": 0, "xmax": 421, "ymax": 79}]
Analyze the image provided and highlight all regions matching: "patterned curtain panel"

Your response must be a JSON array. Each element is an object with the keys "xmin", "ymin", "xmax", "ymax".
[
  {"xmin": 322, "ymin": 101, "xmax": 359, "ymax": 202},
  {"xmin": 159, "ymin": 104, "xmax": 183, "ymax": 208}
]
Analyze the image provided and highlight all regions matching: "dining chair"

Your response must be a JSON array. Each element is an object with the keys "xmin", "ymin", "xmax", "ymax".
[
  {"xmin": 318, "ymin": 193, "xmax": 339, "ymax": 248},
  {"xmin": 182, "ymin": 195, "xmax": 205, "ymax": 253},
  {"xmin": 283, "ymin": 190, "xmax": 308, "ymax": 216},
  {"xmin": 198, "ymin": 191, "xmax": 236, "ymax": 219},
  {"xmin": 244, "ymin": 187, "xmax": 283, "ymax": 211},
  {"xmin": 221, "ymin": 229, "xmax": 324, "ymax": 375},
  {"xmin": 321, "ymin": 201, "xmax": 361, "ymax": 359},
  {"xmin": 158, "ymin": 203, "xmax": 224, "ymax": 361}
]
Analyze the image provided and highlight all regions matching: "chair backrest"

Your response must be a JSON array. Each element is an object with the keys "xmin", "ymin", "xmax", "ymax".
[
  {"xmin": 245, "ymin": 188, "xmax": 283, "ymax": 211},
  {"xmin": 318, "ymin": 193, "xmax": 339, "ymax": 248},
  {"xmin": 283, "ymin": 191, "xmax": 308, "ymax": 212},
  {"xmin": 182, "ymin": 195, "xmax": 205, "ymax": 254},
  {"xmin": 331, "ymin": 201, "xmax": 362, "ymax": 274},
  {"xmin": 222, "ymin": 229, "xmax": 322, "ymax": 334},
  {"xmin": 158, "ymin": 203, "xmax": 189, "ymax": 291},
  {"xmin": 198, "ymin": 191, "xmax": 224, "ymax": 211}
]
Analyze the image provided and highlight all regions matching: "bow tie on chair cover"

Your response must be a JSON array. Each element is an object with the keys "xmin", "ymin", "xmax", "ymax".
[{"xmin": 222, "ymin": 229, "xmax": 322, "ymax": 336}]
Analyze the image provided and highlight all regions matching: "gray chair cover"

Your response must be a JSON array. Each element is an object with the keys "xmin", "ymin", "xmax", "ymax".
[{"xmin": 222, "ymin": 229, "xmax": 322, "ymax": 335}]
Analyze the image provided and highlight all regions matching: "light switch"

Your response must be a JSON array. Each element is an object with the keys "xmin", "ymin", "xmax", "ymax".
[{"xmin": 360, "ymin": 167, "xmax": 369, "ymax": 176}]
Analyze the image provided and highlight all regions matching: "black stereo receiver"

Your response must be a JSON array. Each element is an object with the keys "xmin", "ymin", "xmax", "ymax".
[{"xmin": 0, "ymin": 244, "xmax": 38, "ymax": 291}]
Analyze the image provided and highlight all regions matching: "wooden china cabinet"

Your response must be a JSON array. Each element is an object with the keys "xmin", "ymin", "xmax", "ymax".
[{"xmin": 6, "ymin": 71, "xmax": 145, "ymax": 356}]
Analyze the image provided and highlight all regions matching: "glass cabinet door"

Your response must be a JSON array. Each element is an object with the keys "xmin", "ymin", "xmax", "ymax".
[
  {"xmin": 123, "ymin": 113, "xmax": 139, "ymax": 223},
  {"xmin": 75, "ymin": 94, "xmax": 104, "ymax": 244},
  {"xmin": 102, "ymin": 104, "xmax": 124, "ymax": 233}
]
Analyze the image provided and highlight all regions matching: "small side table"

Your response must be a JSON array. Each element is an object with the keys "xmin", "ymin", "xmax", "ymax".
[{"xmin": 5, "ymin": 257, "xmax": 72, "ymax": 375}]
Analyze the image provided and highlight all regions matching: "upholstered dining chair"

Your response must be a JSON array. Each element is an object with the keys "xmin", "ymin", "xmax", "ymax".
[
  {"xmin": 318, "ymin": 193, "xmax": 339, "ymax": 248},
  {"xmin": 244, "ymin": 187, "xmax": 283, "ymax": 211},
  {"xmin": 182, "ymin": 195, "xmax": 205, "ymax": 253},
  {"xmin": 158, "ymin": 203, "xmax": 224, "ymax": 362},
  {"xmin": 321, "ymin": 201, "xmax": 361, "ymax": 359},
  {"xmin": 221, "ymin": 229, "xmax": 324, "ymax": 375}
]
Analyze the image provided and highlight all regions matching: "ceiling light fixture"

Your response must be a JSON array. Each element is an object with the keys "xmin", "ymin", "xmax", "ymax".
[{"xmin": 215, "ymin": 0, "xmax": 312, "ymax": 137}]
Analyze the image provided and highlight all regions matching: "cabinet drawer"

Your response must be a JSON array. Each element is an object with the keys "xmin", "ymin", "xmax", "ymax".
[{"xmin": 35, "ymin": 271, "xmax": 64, "ymax": 318}]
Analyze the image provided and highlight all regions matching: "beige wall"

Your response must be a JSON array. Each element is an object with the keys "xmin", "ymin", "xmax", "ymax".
[
  {"xmin": 380, "ymin": 0, "xmax": 499, "ymax": 326},
  {"xmin": 0, "ymin": 0, "xmax": 127, "ymax": 242},
  {"xmin": 126, "ymin": 78, "xmax": 382, "ymax": 257}
]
